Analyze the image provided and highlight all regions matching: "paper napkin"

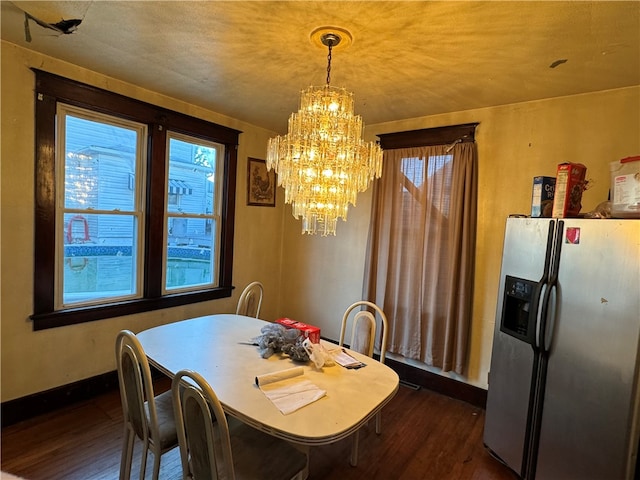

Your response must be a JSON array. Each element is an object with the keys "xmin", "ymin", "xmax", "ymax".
[{"xmin": 255, "ymin": 367, "xmax": 326, "ymax": 415}]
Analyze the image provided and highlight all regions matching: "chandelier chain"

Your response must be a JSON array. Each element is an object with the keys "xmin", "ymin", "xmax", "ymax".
[{"xmin": 326, "ymin": 41, "xmax": 333, "ymax": 85}]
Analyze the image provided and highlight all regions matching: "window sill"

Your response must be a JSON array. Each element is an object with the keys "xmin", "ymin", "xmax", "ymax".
[{"xmin": 30, "ymin": 286, "xmax": 233, "ymax": 330}]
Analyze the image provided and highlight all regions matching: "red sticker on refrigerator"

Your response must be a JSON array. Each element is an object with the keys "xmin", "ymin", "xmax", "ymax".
[{"xmin": 565, "ymin": 227, "xmax": 580, "ymax": 244}]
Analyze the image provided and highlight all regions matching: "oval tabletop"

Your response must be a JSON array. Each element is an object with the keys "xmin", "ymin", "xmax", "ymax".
[{"xmin": 137, "ymin": 314, "xmax": 400, "ymax": 446}]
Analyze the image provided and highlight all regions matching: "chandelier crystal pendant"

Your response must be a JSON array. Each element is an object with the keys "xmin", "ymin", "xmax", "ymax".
[{"xmin": 266, "ymin": 29, "xmax": 383, "ymax": 236}]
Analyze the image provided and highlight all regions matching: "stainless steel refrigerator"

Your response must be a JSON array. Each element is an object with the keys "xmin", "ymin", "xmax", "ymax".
[{"xmin": 484, "ymin": 217, "xmax": 640, "ymax": 480}]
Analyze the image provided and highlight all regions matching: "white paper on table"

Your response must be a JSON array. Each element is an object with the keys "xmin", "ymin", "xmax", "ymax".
[
  {"xmin": 332, "ymin": 349, "xmax": 365, "ymax": 368},
  {"xmin": 255, "ymin": 367, "xmax": 326, "ymax": 415}
]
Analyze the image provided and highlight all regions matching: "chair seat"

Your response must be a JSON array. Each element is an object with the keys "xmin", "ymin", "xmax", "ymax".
[{"xmin": 148, "ymin": 389, "xmax": 178, "ymax": 450}]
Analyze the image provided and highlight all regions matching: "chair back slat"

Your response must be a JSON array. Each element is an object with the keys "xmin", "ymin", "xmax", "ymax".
[
  {"xmin": 121, "ymin": 347, "xmax": 147, "ymax": 439},
  {"xmin": 351, "ymin": 311, "xmax": 376, "ymax": 356},
  {"xmin": 183, "ymin": 390, "xmax": 220, "ymax": 479},
  {"xmin": 340, "ymin": 300, "xmax": 389, "ymax": 362},
  {"xmin": 235, "ymin": 281, "xmax": 263, "ymax": 318},
  {"xmin": 173, "ymin": 370, "xmax": 235, "ymax": 480}
]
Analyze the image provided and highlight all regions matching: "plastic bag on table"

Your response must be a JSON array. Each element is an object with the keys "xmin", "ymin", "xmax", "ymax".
[{"xmin": 302, "ymin": 338, "xmax": 335, "ymax": 369}]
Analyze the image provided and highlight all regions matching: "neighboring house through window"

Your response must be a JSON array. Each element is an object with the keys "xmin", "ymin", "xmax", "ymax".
[{"xmin": 31, "ymin": 70, "xmax": 240, "ymax": 330}]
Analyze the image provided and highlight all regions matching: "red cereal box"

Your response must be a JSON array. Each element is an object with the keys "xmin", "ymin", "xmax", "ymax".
[
  {"xmin": 275, "ymin": 318, "xmax": 321, "ymax": 343},
  {"xmin": 552, "ymin": 163, "xmax": 587, "ymax": 218}
]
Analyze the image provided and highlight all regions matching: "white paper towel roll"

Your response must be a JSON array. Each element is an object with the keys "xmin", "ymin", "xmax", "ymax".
[{"xmin": 255, "ymin": 366, "xmax": 304, "ymax": 386}]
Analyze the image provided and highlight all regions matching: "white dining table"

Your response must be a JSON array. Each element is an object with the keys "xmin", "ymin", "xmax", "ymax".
[{"xmin": 136, "ymin": 314, "xmax": 399, "ymax": 446}]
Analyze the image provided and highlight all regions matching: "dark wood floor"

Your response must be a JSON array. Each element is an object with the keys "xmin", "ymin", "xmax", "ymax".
[{"xmin": 1, "ymin": 378, "xmax": 518, "ymax": 480}]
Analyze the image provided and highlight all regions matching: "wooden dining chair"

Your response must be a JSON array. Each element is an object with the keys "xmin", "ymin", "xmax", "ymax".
[
  {"xmin": 339, "ymin": 300, "xmax": 389, "ymax": 467},
  {"xmin": 115, "ymin": 330, "xmax": 179, "ymax": 480},
  {"xmin": 171, "ymin": 369, "xmax": 309, "ymax": 480},
  {"xmin": 235, "ymin": 281, "xmax": 263, "ymax": 318}
]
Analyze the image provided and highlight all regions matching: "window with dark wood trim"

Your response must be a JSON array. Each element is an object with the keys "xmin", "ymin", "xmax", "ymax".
[{"xmin": 31, "ymin": 70, "xmax": 240, "ymax": 330}]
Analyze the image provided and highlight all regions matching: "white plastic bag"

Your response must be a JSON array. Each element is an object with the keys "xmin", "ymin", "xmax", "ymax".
[{"xmin": 302, "ymin": 338, "xmax": 335, "ymax": 368}]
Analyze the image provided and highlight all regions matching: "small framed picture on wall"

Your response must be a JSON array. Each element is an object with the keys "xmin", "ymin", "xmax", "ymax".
[{"xmin": 247, "ymin": 157, "xmax": 276, "ymax": 207}]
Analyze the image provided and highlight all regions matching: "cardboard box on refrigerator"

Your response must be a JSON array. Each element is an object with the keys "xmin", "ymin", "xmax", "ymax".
[
  {"xmin": 552, "ymin": 163, "xmax": 587, "ymax": 218},
  {"xmin": 531, "ymin": 176, "xmax": 556, "ymax": 217}
]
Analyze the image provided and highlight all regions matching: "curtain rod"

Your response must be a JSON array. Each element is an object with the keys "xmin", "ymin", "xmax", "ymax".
[{"xmin": 444, "ymin": 134, "xmax": 472, "ymax": 153}]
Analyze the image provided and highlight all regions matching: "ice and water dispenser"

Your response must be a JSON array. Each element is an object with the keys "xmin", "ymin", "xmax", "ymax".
[{"xmin": 500, "ymin": 275, "xmax": 538, "ymax": 345}]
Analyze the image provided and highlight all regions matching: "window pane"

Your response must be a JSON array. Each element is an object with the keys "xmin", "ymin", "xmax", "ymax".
[
  {"xmin": 166, "ymin": 216, "xmax": 214, "ymax": 289},
  {"xmin": 60, "ymin": 107, "xmax": 144, "ymax": 308},
  {"xmin": 167, "ymin": 137, "xmax": 216, "ymax": 215},
  {"xmin": 62, "ymin": 213, "xmax": 138, "ymax": 305},
  {"xmin": 402, "ymin": 156, "xmax": 425, "ymax": 189},
  {"xmin": 65, "ymin": 115, "xmax": 138, "ymax": 211},
  {"xmin": 427, "ymin": 154, "xmax": 453, "ymax": 216},
  {"xmin": 165, "ymin": 135, "xmax": 220, "ymax": 292}
]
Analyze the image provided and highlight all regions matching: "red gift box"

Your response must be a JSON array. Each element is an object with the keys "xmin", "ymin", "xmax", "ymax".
[{"xmin": 275, "ymin": 318, "xmax": 321, "ymax": 344}]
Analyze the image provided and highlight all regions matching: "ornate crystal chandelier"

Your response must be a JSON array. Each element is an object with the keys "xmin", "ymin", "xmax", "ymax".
[{"xmin": 266, "ymin": 29, "xmax": 383, "ymax": 236}]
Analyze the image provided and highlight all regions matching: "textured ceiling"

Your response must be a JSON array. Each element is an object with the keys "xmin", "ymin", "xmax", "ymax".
[{"xmin": 2, "ymin": 1, "xmax": 639, "ymax": 133}]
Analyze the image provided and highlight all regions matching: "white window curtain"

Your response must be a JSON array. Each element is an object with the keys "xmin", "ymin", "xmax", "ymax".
[{"xmin": 363, "ymin": 141, "xmax": 477, "ymax": 373}]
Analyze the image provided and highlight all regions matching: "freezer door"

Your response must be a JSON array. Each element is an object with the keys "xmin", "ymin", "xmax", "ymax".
[
  {"xmin": 484, "ymin": 218, "xmax": 555, "ymax": 476},
  {"xmin": 535, "ymin": 219, "xmax": 640, "ymax": 480}
]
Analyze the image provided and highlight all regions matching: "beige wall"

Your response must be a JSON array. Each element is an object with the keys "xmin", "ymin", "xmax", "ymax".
[
  {"xmin": 2, "ymin": 39, "xmax": 639, "ymax": 402},
  {"xmin": 278, "ymin": 86, "xmax": 640, "ymax": 388},
  {"xmin": 0, "ymin": 41, "xmax": 286, "ymax": 401}
]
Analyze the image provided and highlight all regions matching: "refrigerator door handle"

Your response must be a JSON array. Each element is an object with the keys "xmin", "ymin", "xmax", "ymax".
[
  {"xmin": 540, "ymin": 220, "xmax": 556, "ymax": 283},
  {"xmin": 534, "ymin": 220, "xmax": 556, "ymax": 350},
  {"xmin": 539, "ymin": 221, "xmax": 564, "ymax": 354},
  {"xmin": 538, "ymin": 283, "xmax": 555, "ymax": 354},
  {"xmin": 543, "ymin": 285, "xmax": 557, "ymax": 352},
  {"xmin": 535, "ymin": 283, "xmax": 548, "ymax": 350}
]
